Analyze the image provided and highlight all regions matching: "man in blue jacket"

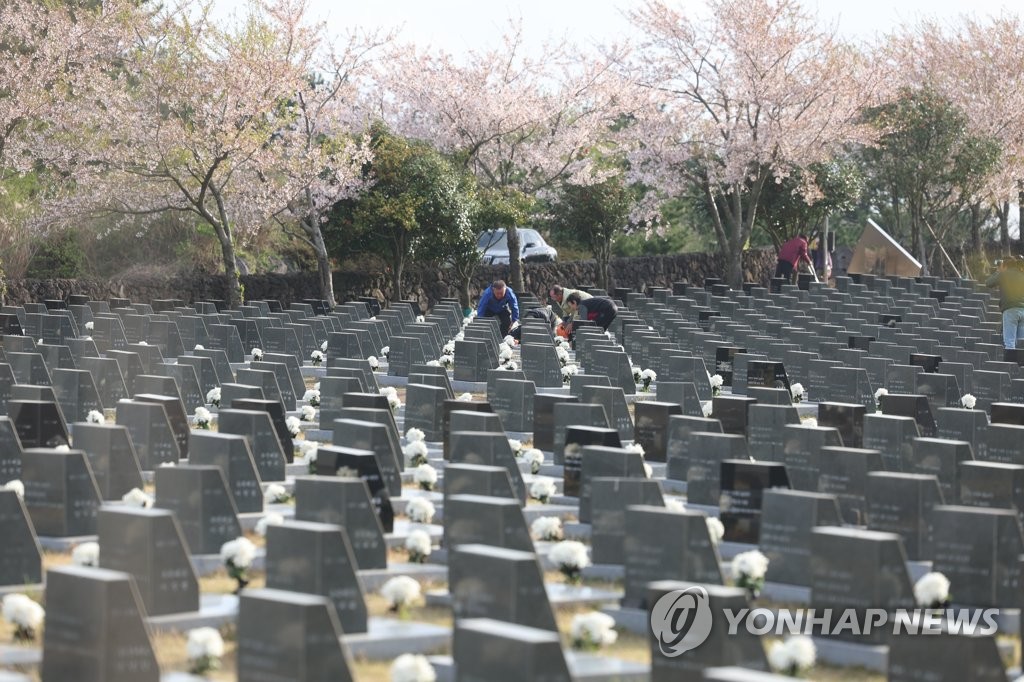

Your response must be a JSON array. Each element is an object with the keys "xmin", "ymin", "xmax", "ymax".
[{"xmin": 476, "ymin": 279, "xmax": 519, "ymax": 337}]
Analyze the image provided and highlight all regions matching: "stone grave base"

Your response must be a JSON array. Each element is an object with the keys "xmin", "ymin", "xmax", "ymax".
[
  {"xmin": 602, "ymin": 605, "xmax": 649, "ymax": 635},
  {"xmin": 425, "ymin": 583, "xmax": 620, "ymax": 609},
  {"xmin": 377, "ymin": 373, "xmax": 409, "ymax": 387},
  {"xmin": 358, "ymin": 563, "xmax": 448, "ymax": 593},
  {"xmin": 299, "ymin": 366, "xmax": 327, "ymax": 378},
  {"xmin": 583, "ymin": 564, "xmax": 625, "ymax": 581},
  {"xmin": 191, "ymin": 551, "xmax": 266, "ymax": 577},
  {"xmin": 389, "ymin": 490, "xmax": 444, "ymax": 519},
  {"xmin": 449, "ymin": 379, "xmax": 486, "ymax": 394},
  {"xmin": 301, "ymin": 428, "xmax": 331, "ymax": 442},
  {"xmin": 147, "ymin": 594, "xmax": 239, "ymax": 634},
  {"xmin": 37, "ymin": 534, "xmax": 97, "ymax": 552},
  {"xmin": 239, "ymin": 508, "xmax": 294, "ymax": 532},
  {"xmin": 0, "ymin": 584, "xmax": 43, "ymax": 597},
  {"xmin": 0, "ymin": 670, "xmax": 32, "ymax": 682},
  {"xmin": 812, "ymin": 637, "xmax": 887, "ymax": 672},
  {"xmin": 427, "ymin": 652, "xmax": 649, "ymax": 682},
  {"xmin": 759, "ymin": 582, "xmax": 811, "ymax": 604},
  {"xmin": 0, "ymin": 645, "xmax": 40, "ymax": 671},
  {"xmin": 660, "ymin": 478, "xmax": 687, "ymax": 494},
  {"xmin": 563, "ymin": 521, "xmax": 592, "ymax": 541},
  {"xmin": 343, "ymin": 617, "xmax": 450, "ymax": 660},
  {"xmin": 286, "ymin": 459, "xmax": 310, "ymax": 477},
  {"xmin": 522, "ymin": 504, "xmax": 577, "ymax": 524},
  {"xmin": 537, "ymin": 463, "xmax": 564, "ymax": 477},
  {"xmin": 385, "ymin": 519, "xmax": 443, "ymax": 550}
]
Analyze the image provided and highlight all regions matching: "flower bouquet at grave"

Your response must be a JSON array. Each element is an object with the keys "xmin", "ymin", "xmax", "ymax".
[
  {"xmin": 561, "ymin": 363, "xmax": 579, "ymax": 384},
  {"xmin": 85, "ymin": 321, "xmax": 94, "ymax": 331},
  {"xmin": 300, "ymin": 405, "xmax": 317, "ymax": 422},
  {"xmin": 457, "ymin": 392, "xmax": 473, "ymax": 401},
  {"xmin": 381, "ymin": 345, "xmax": 390, "ymax": 359},
  {"xmin": 195, "ymin": 344, "xmax": 205, "ymax": 351},
  {"xmin": 220, "ymin": 536, "xmax": 256, "ymax": 593},
  {"xmin": 439, "ymin": 353, "xmax": 454, "ymax": 369},
  {"xmin": 194, "ymin": 406, "xmax": 212, "ymax": 430},
  {"xmin": 380, "ymin": 576, "xmax": 422, "ymax": 618},
  {"xmin": 960, "ymin": 394, "xmax": 976, "ymax": 409},
  {"xmin": 530, "ymin": 478, "xmax": 557, "ymax": 504},
  {"xmin": 186, "ymin": 627, "xmax": 224, "ymax": 675},
  {"xmin": 640, "ymin": 368, "xmax": 657, "ymax": 392},
  {"xmin": 874, "ymin": 387, "xmax": 887, "ymax": 412},
  {"xmin": 406, "ymin": 497, "xmax": 436, "ymax": 524},
  {"xmin": 706, "ymin": 517, "xmax": 725, "ymax": 546},
  {"xmin": 263, "ymin": 483, "xmax": 292, "ymax": 505},
  {"xmin": 501, "ymin": 360, "xmax": 518, "ymax": 371},
  {"xmin": 443, "ymin": 341, "xmax": 456, "ymax": 356},
  {"xmin": 504, "ymin": 335, "xmax": 517, "ymax": 348},
  {"xmin": 251, "ymin": 347, "xmax": 263, "ymax": 361},
  {"xmin": 390, "ymin": 653, "xmax": 436, "ymax": 682},
  {"xmin": 426, "ymin": 360, "xmax": 441, "ymax": 367},
  {"xmin": 86, "ymin": 409, "xmax": 104, "ymax": 424},
  {"xmin": 299, "ymin": 441, "xmax": 318, "ymax": 473},
  {"xmin": 731, "ymin": 550, "xmax": 769, "ymax": 598},
  {"xmin": 570, "ymin": 611, "xmax": 618, "ymax": 651},
  {"xmin": 913, "ymin": 572, "xmax": 951, "ymax": 610},
  {"xmin": 767, "ymin": 635, "xmax": 816, "ymax": 677},
  {"xmin": 556, "ymin": 346, "xmax": 571, "ymax": 366},
  {"xmin": 702, "ymin": 401, "xmax": 713, "ymax": 417},
  {"xmin": 321, "ymin": 341, "xmax": 329, "ymax": 353},
  {"xmin": 71, "ymin": 541, "xmax": 99, "ymax": 567},
  {"xmin": 1, "ymin": 594, "xmax": 44, "ymax": 642},
  {"xmin": 709, "ymin": 373, "xmax": 724, "ymax": 397},
  {"xmin": 498, "ymin": 345, "xmax": 514, "ymax": 365},
  {"xmin": 303, "ymin": 389, "xmax": 320, "ymax": 407},
  {"xmin": 523, "ymin": 448, "xmax": 545, "ymax": 474},
  {"xmin": 122, "ymin": 487, "xmax": 153, "ymax": 508},
  {"xmin": 381, "ymin": 387, "xmax": 402, "ymax": 412},
  {"xmin": 531, "ymin": 516, "xmax": 564, "ymax": 542},
  {"xmin": 549, "ymin": 540, "xmax": 592, "ymax": 585},
  {"xmin": 255, "ymin": 513, "xmax": 284, "ymax": 537},
  {"xmin": 207, "ymin": 387, "xmax": 221, "ymax": 407},
  {"xmin": 508, "ymin": 439, "xmax": 524, "ymax": 457},
  {"xmin": 414, "ymin": 464, "xmax": 438, "ymax": 491},
  {"xmin": 285, "ymin": 416, "xmax": 302, "ymax": 438},
  {"xmin": 790, "ymin": 382, "xmax": 805, "ymax": 404},
  {"xmin": 632, "ymin": 366, "xmax": 642, "ymax": 384},
  {"xmin": 405, "ymin": 530, "xmax": 432, "ymax": 564},
  {"xmin": 310, "ymin": 349, "xmax": 325, "ymax": 366},
  {"xmin": 404, "ymin": 440, "xmax": 429, "ymax": 467},
  {"xmin": 368, "ymin": 355, "xmax": 380, "ymax": 371}
]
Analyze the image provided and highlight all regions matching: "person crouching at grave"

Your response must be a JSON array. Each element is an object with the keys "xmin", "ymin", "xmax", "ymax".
[
  {"xmin": 548, "ymin": 284, "xmax": 591, "ymax": 325},
  {"xmin": 476, "ymin": 279, "xmax": 520, "ymax": 337},
  {"xmin": 775, "ymin": 234, "xmax": 813, "ymax": 283},
  {"xmin": 510, "ymin": 306, "xmax": 558, "ymax": 341},
  {"xmin": 565, "ymin": 292, "xmax": 617, "ymax": 332},
  {"xmin": 985, "ymin": 257, "xmax": 1024, "ymax": 349}
]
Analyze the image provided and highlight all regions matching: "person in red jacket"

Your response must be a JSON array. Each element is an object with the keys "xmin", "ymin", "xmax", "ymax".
[{"xmin": 775, "ymin": 234, "xmax": 813, "ymax": 283}]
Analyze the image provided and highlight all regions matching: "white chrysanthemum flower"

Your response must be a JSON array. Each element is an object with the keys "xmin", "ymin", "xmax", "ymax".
[
  {"xmin": 194, "ymin": 406, "xmax": 212, "ymax": 428},
  {"xmin": 960, "ymin": 394, "xmax": 976, "ymax": 409},
  {"xmin": 220, "ymin": 537, "xmax": 256, "ymax": 570},
  {"xmin": 380, "ymin": 576, "xmax": 421, "ymax": 610},
  {"xmin": 71, "ymin": 541, "xmax": 99, "ymax": 567},
  {"xmin": 2, "ymin": 594, "xmax": 44, "ymax": 632},
  {"xmin": 442, "ymin": 341, "xmax": 455, "ymax": 355},
  {"xmin": 405, "ymin": 427, "xmax": 426, "ymax": 443},
  {"xmin": 302, "ymin": 389, "xmax": 320, "ymax": 407},
  {"xmin": 55, "ymin": 445, "xmax": 70, "ymax": 452},
  {"xmin": 531, "ymin": 516, "xmax": 564, "ymax": 541},
  {"xmin": 498, "ymin": 345, "xmax": 514, "ymax": 362},
  {"xmin": 502, "ymin": 361, "xmax": 518, "ymax": 371},
  {"xmin": 549, "ymin": 540, "xmax": 591, "ymax": 571},
  {"xmin": 626, "ymin": 442, "xmax": 645, "ymax": 456},
  {"xmin": 523, "ymin": 449, "xmax": 545, "ymax": 474},
  {"xmin": 503, "ymin": 335, "xmax": 516, "ymax": 348},
  {"xmin": 732, "ymin": 550, "xmax": 769, "ymax": 581},
  {"xmin": 561, "ymin": 363, "xmax": 579, "ymax": 383},
  {"xmin": 439, "ymin": 353, "xmax": 454, "ymax": 369},
  {"xmin": 426, "ymin": 359, "xmax": 441, "ymax": 367},
  {"xmin": 84, "ymin": 321, "xmax": 94, "ymax": 331},
  {"xmin": 300, "ymin": 405, "xmax": 317, "ymax": 422},
  {"xmin": 137, "ymin": 341, "xmax": 149, "ymax": 346},
  {"xmin": 159, "ymin": 461, "xmax": 176, "ymax": 468},
  {"xmin": 299, "ymin": 440, "xmax": 318, "ymax": 458},
  {"xmin": 404, "ymin": 440, "xmax": 429, "ymax": 467},
  {"xmin": 701, "ymin": 401, "xmax": 713, "ymax": 417},
  {"xmin": 631, "ymin": 366, "xmax": 642, "ymax": 383},
  {"xmin": 790, "ymin": 383, "xmax": 805, "ymax": 401},
  {"xmin": 556, "ymin": 346, "xmax": 570, "ymax": 364},
  {"xmin": 530, "ymin": 478, "xmax": 557, "ymax": 503},
  {"xmin": 122, "ymin": 487, "xmax": 153, "ymax": 508},
  {"xmin": 285, "ymin": 416, "xmax": 302, "ymax": 437},
  {"xmin": 769, "ymin": 635, "xmax": 816, "ymax": 674},
  {"xmin": 508, "ymin": 439, "xmax": 523, "ymax": 455},
  {"xmin": 206, "ymin": 387, "xmax": 221, "ymax": 406},
  {"xmin": 416, "ymin": 315, "xmax": 425, "ymax": 323},
  {"xmin": 263, "ymin": 483, "xmax": 290, "ymax": 505},
  {"xmin": 86, "ymin": 410, "xmax": 105, "ymax": 424},
  {"xmin": 706, "ymin": 517, "xmax": 725, "ymax": 545},
  {"xmin": 643, "ymin": 462, "xmax": 653, "ymax": 478},
  {"xmin": 914, "ymin": 571, "xmax": 951, "ymax": 608},
  {"xmin": 709, "ymin": 374, "xmax": 724, "ymax": 388},
  {"xmin": 390, "ymin": 653, "xmax": 436, "ymax": 682},
  {"xmin": 310, "ymin": 350, "xmax": 325, "ymax": 366},
  {"xmin": 457, "ymin": 392, "xmax": 473, "ymax": 401},
  {"xmin": 406, "ymin": 497, "xmax": 436, "ymax": 524},
  {"xmin": 194, "ymin": 344, "xmax": 205, "ymax": 351},
  {"xmin": 186, "ymin": 627, "xmax": 225, "ymax": 663},
  {"xmin": 665, "ymin": 498, "xmax": 686, "ymax": 512},
  {"xmin": 570, "ymin": 611, "xmax": 618, "ymax": 649},
  {"xmin": 321, "ymin": 340, "xmax": 329, "ymax": 352},
  {"xmin": 255, "ymin": 513, "xmax": 285, "ymax": 537},
  {"xmin": 251, "ymin": 348, "xmax": 263, "ymax": 361},
  {"xmin": 640, "ymin": 368, "xmax": 657, "ymax": 382},
  {"xmin": 380, "ymin": 387, "xmax": 402, "ymax": 411},
  {"xmin": 405, "ymin": 530, "xmax": 432, "ymax": 563},
  {"xmin": 3, "ymin": 479, "xmax": 25, "ymax": 499},
  {"xmin": 368, "ymin": 356, "xmax": 379, "ymax": 370},
  {"xmin": 874, "ymin": 387, "xmax": 888, "ymax": 400},
  {"xmin": 413, "ymin": 464, "xmax": 438, "ymax": 490},
  {"xmin": 381, "ymin": 345, "xmax": 390, "ymax": 358}
]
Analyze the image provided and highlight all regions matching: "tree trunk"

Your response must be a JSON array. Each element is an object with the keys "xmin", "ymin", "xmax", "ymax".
[
  {"xmin": 596, "ymin": 245, "xmax": 609, "ymax": 291},
  {"xmin": 213, "ymin": 226, "xmax": 242, "ymax": 308},
  {"xmin": 1001, "ymin": 201, "xmax": 1010, "ymax": 252},
  {"xmin": 970, "ymin": 203, "xmax": 982, "ymax": 254},
  {"xmin": 459, "ymin": 277, "xmax": 471, "ymax": 312},
  {"xmin": 506, "ymin": 226, "xmax": 523, "ymax": 291},
  {"xmin": 725, "ymin": 241, "xmax": 743, "ymax": 288},
  {"xmin": 303, "ymin": 220, "xmax": 336, "ymax": 309},
  {"xmin": 1018, "ymin": 180, "xmax": 1024, "ymax": 249},
  {"xmin": 392, "ymin": 260, "xmax": 403, "ymax": 304}
]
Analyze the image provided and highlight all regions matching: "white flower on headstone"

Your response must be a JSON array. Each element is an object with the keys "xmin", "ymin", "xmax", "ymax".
[
  {"xmin": 768, "ymin": 635, "xmax": 816, "ymax": 676},
  {"xmin": 380, "ymin": 576, "xmax": 422, "ymax": 612},
  {"xmin": 310, "ymin": 350, "xmax": 325, "ymax": 366},
  {"xmin": 285, "ymin": 416, "xmax": 302, "ymax": 437},
  {"xmin": 321, "ymin": 340, "xmax": 329, "ymax": 352},
  {"xmin": 706, "ymin": 517, "xmax": 725, "ymax": 545},
  {"xmin": 442, "ymin": 341, "xmax": 455, "ymax": 355},
  {"xmin": 530, "ymin": 516, "xmax": 564, "ymax": 541},
  {"xmin": 913, "ymin": 571, "xmax": 951, "ymax": 608},
  {"xmin": 731, "ymin": 550, "xmax": 769, "ymax": 597},
  {"xmin": 194, "ymin": 344, "xmax": 205, "ymax": 351},
  {"xmin": 790, "ymin": 382, "xmax": 805, "ymax": 403},
  {"xmin": 570, "ymin": 611, "xmax": 618, "ymax": 650},
  {"xmin": 186, "ymin": 627, "xmax": 225, "ymax": 676},
  {"xmin": 1, "ymin": 594, "xmax": 44, "ymax": 642},
  {"xmin": 391, "ymin": 654, "xmax": 436, "ymax": 682},
  {"xmin": 220, "ymin": 536, "xmax": 257, "ymax": 571},
  {"xmin": 404, "ymin": 530, "xmax": 432, "ymax": 564},
  {"xmin": 403, "ymin": 440, "xmax": 429, "ymax": 467},
  {"xmin": 529, "ymin": 478, "xmax": 557, "ymax": 503},
  {"xmin": 709, "ymin": 374, "xmax": 724, "ymax": 389},
  {"xmin": 251, "ymin": 348, "xmax": 263, "ymax": 361},
  {"xmin": 406, "ymin": 497, "xmax": 436, "ymax": 524},
  {"xmin": 413, "ymin": 464, "xmax": 438, "ymax": 491},
  {"xmin": 263, "ymin": 483, "xmax": 291, "ymax": 505},
  {"xmin": 302, "ymin": 389, "xmax": 320, "ymax": 407},
  {"xmin": 71, "ymin": 541, "xmax": 99, "ymax": 567},
  {"xmin": 206, "ymin": 386, "xmax": 221, "ymax": 406},
  {"xmin": 701, "ymin": 401, "xmax": 714, "ymax": 417},
  {"xmin": 255, "ymin": 513, "xmax": 285, "ymax": 537},
  {"xmin": 523, "ymin": 449, "xmax": 545, "ymax": 474},
  {"xmin": 960, "ymin": 394, "xmax": 976, "ymax": 409},
  {"xmin": 549, "ymin": 540, "xmax": 591, "ymax": 584},
  {"xmin": 802, "ymin": 417, "xmax": 817, "ymax": 427},
  {"xmin": 664, "ymin": 498, "xmax": 686, "ymax": 512},
  {"xmin": 122, "ymin": 487, "xmax": 153, "ymax": 508},
  {"xmin": 626, "ymin": 442, "xmax": 645, "ymax": 456},
  {"xmin": 86, "ymin": 410, "xmax": 105, "ymax": 424},
  {"xmin": 508, "ymin": 439, "xmax": 523, "ymax": 456},
  {"xmin": 84, "ymin": 321, "xmax": 94, "ymax": 331},
  {"xmin": 405, "ymin": 427, "xmax": 426, "ymax": 443},
  {"xmin": 2, "ymin": 479, "xmax": 24, "ymax": 499},
  {"xmin": 503, "ymin": 335, "xmax": 516, "ymax": 348},
  {"xmin": 368, "ymin": 356, "xmax": 380, "ymax": 370},
  {"xmin": 381, "ymin": 345, "xmax": 390, "ymax": 359},
  {"xmin": 457, "ymin": 392, "xmax": 473, "ymax": 401},
  {"xmin": 194, "ymin": 407, "xmax": 212, "ymax": 430},
  {"xmin": 300, "ymin": 405, "xmax": 317, "ymax": 422}
]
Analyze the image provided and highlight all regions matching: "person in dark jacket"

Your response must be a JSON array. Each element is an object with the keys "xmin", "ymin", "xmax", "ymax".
[
  {"xmin": 775, "ymin": 234, "xmax": 813, "ymax": 283},
  {"xmin": 986, "ymin": 257, "xmax": 1024, "ymax": 349},
  {"xmin": 476, "ymin": 279, "xmax": 519, "ymax": 337},
  {"xmin": 565, "ymin": 292, "xmax": 617, "ymax": 331}
]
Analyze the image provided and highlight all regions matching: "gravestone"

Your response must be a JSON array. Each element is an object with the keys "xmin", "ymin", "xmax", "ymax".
[
  {"xmin": 313, "ymin": 445, "xmax": 394, "ymax": 533},
  {"xmin": 579, "ymin": 384, "xmax": 633, "ymax": 442},
  {"xmin": 817, "ymin": 401, "xmax": 866, "ymax": 448},
  {"xmin": 453, "ymin": 618, "xmax": 571, "ymax": 682},
  {"xmin": 450, "ymin": 544, "xmax": 557, "ymax": 631},
  {"xmin": 982, "ymin": 424, "xmax": 1024, "ymax": 466},
  {"xmin": 217, "ymin": 409, "xmax": 288, "ymax": 482},
  {"xmin": 236, "ymin": 588, "xmax": 355, "ymax": 682},
  {"xmin": 520, "ymin": 343, "xmax": 564, "ymax": 388},
  {"xmin": 97, "ymin": 507, "xmax": 199, "ymax": 616},
  {"xmin": 657, "ymin": 381, "xmax": 707, "ymax": 417},
  {"xmin": 404, "ymin": 383, "xmax": 448, "ymax": 440},
  {"xmin": 78, "ymin": 356, "xmax": 129, "ymax": 410},
  {"xmin": 444, "ymin": 409, "xmax": 504, "ymax": 460},
  {"xmin": 686, "ymin": 432, "xmax": 749, "ymax": 506},
  {"xmin": 747, "ymin": 404, "xmax": 800, "ymax": 461},
  {"xmin": 865, "ymin": 472, "xmax": 944, "ymax": 560},
  {"xmin": 444, "ymin": 493, "xmax": 533, "ymax": 552},
  {"xmin": 862, "ymin": 413, "xmax": 920, "ymax": 472},
  {"xmin": 760, "ymin": 489, "xmax": 843, "ymax": 586},
  {"xmin": 22, "ymin": 447, "xmax": 101, "ymax": 536},
  {"xmin": 623, "ymin": 506, "xmax": 724, "ymax": 609},
  {"xmin": 293, "ymin": 476, "xmax": 386, "ymax": 569},
  {"xmin": 264, "ymin": 520, "xmax": 368, "ymax": 634},
  {"xmin": 908, "ymin": 437, "xmax": 973, "ymax": 503},
  {"xmin": 490, "ymin": 378, "xmax": 536, "ymax": 432},
  {"xmin": 443, "ymin": 463, "xmax": 517, "ymax": 503},
  {"xmin": 154, "ymin": 465, "xmax": 241, "ymax": 554},
  {"xmin": 634, "ymin": 401, "xmax": 683, "ymax": 462},
  {"xmin": 817, "ymin": 445, "xmax": 885, "ymax": 525},
  {"xmin": 72, "ymin": 423, "xmax": 144, "ymax": 499},
  {"xmin": 532, "ymin": 393, "xmax": 577, "ymax": 452},
  {"xmin": 719, "ymin": 460, "xmax": 791, "ymax": 544},
  {"xmin": 449, "ymin": 431, "xmax": 528, "ymax": 505},
  {"xmin": 888, "ymin": 629, "xmax": 1006, "ymax": 682},
  {"xmin": 578, "ymin": 445, "xmax": 648, "ymax": 523},
  {"xmin": 232, "ymin": 398, "xmax": 294, "ymax": 462},
  {"xmin": 561, "ymin": 426, "xmax": 622, "ymax": 497},
  {"xmin": 551, "ymin": 402, "xmax": 609, "ymax": 465},
  {"xmin": 9, "ymin": 399, "xmax": 69, "ymax": 449},
  {"xmin": 665, "ymin": 415, "xmax": 723, "ymax": 483},
  {"xmin": 331, "ymin": 419, "xmax": 402, "ymax": 497},
  {"xmin": 40, "ymin": 566, "xmax": 160, "ymax": 682},
  {"xmin": 711, "ymin": 395, "xmax": 757, "ymax": 436},
  {"xmin": 189, "ymin": 431, "xmax": 263, "ymax": 514},
  {"xmin": 114, "ymin": 400, "xmax": 180, "ymax": 469},
  {"xmin": 590, "ymin": 478, "xmax": 665, "ymax": 565},
  {"xmin": 960, "ymin": 461, "xmax": 1024, "ymax": 525},
  {"xmin": 0, "ymin": 489, "xmax": 42, "ymax": 586},
  {"xmin": 935, "ymin": 407, "xmax": 988, "ymax": 459},
  {"xmin": 879, "ymin": 393, "xmax": 937, "ymax": 437},
  {"xmin": 133, "ymin": 393, "xmax": 190, "ymax": 459}
]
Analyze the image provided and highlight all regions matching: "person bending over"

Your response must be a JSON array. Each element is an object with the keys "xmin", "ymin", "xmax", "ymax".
[
  {"xmin": 476, "ymin": 279, "xmax": 519, "ymax": 337},
  {"xmin": 565, "ymin": 292, "xmax": 617, "ymax": 331}
]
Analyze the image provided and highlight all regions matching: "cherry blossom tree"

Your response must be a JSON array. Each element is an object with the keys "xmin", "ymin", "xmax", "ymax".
[
  {"xmin": 621, "ymin": 0, "xmax": 882, "ymax": 286},
  {"xmin": 54, "ymin": 0, "xmax": 317, "ymax": 307},
  {"xmin": 376, "ymin": 24, "xmax": 624, "ymax": 291}
]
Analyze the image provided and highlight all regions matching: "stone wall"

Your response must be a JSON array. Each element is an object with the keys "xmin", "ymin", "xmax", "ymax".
[{"xmin": 4, "ymin": 249, "xmax": 777, "ymax": 310}]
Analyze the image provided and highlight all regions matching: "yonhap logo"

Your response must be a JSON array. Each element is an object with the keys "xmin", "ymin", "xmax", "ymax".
[{"xmin": 650, "ymin": 586, "xmax": 714, "ymax": 656}]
